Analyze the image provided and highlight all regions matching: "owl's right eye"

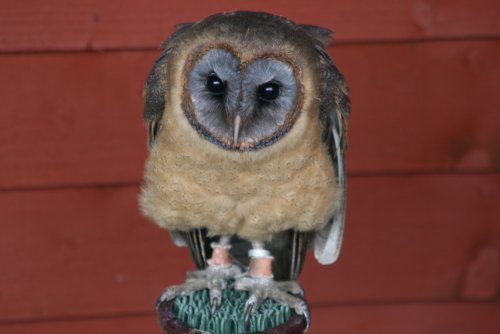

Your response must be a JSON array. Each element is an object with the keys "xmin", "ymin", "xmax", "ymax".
[{"xmin": 206, "ymin": 73, "xmax": 225, "ymax": 95}]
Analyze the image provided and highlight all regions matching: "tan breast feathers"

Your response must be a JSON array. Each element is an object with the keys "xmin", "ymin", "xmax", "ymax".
[{"xmin": 140, "ymin": 98, "xmax": 337, "ymax": 241}]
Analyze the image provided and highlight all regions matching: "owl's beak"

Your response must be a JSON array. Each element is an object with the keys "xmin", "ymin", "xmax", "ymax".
[{"xmin": 233, "ymin": 115, "xmax": 242, "ymax": 145}]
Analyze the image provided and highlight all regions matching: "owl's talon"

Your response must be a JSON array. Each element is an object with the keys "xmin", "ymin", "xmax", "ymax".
[
  {"xmin": 156, "ymin": 284, "xmax": 192, "ymax": 308},
  {"xmin": 156, "ymin": 286, "xmax": 175, "ymax": 308},
  {"xmin": 235, "ymin": 275, "xmax": 309, "ymax": 329},
  {"xmin": 210, "ymin": 291, "xmax": 222, "ymax": 314},
  {"xmin": 243, "ymin": 295, "xmax": 258, "ymax": 329},
  {"xmin": 294, "ymin": 300, "xmax": 311, "ymax": 331},
  {"xmin": 156, "ymin": 263, "xmax": 242, "ymax": 311},
  {"xmin": 210, "ymin": 297, "xmax": 218, "ymax": 314}
]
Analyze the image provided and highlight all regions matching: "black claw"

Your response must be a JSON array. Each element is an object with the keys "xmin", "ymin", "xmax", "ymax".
[
  {"xmin": 297, "ymin": 301, "xmax": 311, "ymax": 332},
  {"xmin": 211, "ymin": 296, "xmax": 220, "ymax": 315},
  {"xmin": 156, "ymin": 287, "xmax": 175, "ymax": 310},
  {"xmin": 243, "ymin": 302, "xmax": 255, "ymax": 329},
  {"xmin": 304, "ymin": 309, "xmax": 311, "ymax": 332}
]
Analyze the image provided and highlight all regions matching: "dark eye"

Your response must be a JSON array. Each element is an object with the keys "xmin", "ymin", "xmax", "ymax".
[
  {"xmin": 258, "ymin": 81, "xmax": 281, "ymax": 101},
  {"xmin": 206, "ymin": 73, "xmax": 225, "ymax": 95}
]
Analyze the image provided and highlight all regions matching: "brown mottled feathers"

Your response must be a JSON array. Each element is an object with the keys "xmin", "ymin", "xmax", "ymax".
[
  {"xmin": 313, "ymin": 31, "xmax": 350, "ymax": 265},
  {"xmin": 143, "ymin": 22, "xmax": 194, "ymax": 147},
  {"xmin": 141, "ymin": 12, "xmax": 349, "ymax": 276}
]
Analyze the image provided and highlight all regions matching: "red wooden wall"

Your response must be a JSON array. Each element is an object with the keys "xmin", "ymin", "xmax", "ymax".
[{"xmin": 1, "ymin": 1, "xmax": 499, "ymax": 333}]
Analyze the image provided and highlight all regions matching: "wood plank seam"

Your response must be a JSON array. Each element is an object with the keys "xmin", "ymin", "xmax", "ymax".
[
  {"xmin": 1, "ymin": 36, "xmax": 500, "ymax": 55},
  {"xmin": 2, "ymin": 170, "xmax": 500, "ymax": 193}
]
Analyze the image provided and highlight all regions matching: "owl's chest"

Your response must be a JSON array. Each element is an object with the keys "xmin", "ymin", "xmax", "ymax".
[
  {"xmin": 163, "ymin": 126, "xmax": 333, "ymax": 195},
  {"xmin": 140, "ymin": 94, "xmax": 337, "ymax": 239},
  {"xmin": 142, "ymin": 135, "xmax": 337, "ymax": 240}
]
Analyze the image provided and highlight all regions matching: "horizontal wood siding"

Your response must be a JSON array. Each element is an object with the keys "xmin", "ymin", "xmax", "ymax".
[
  {"xmin": 1, "ymin": 175, "xmax": 498, "ymax": 320},
  {"xmin": 1, "ymin": 0, "xmax": 499, "ymax": 332},
  {"xmin": 1, "ymin": 41, "xmax": 499, "ymax": 189},
  {"xmin": 1, "ymin": 0, "xmax": 500, "ymax": 52}
]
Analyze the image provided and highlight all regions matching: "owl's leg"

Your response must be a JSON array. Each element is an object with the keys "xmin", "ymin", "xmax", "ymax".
[
  {"xmin": 234, "ymin": 241, "xmax": 310, "ymax": 330},
  {"xmin": 157, "ymin": 235, "xmax": 242, "ymax": 313}
]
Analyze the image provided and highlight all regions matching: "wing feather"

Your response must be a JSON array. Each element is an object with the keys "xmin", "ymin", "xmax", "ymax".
[
  {"xmin": 144, "ymin": 23, "xmax": 193, "ymax": 146},
  {"xmin": 312, "ymin": 41, "xmax": 350, "ymax": 265}
]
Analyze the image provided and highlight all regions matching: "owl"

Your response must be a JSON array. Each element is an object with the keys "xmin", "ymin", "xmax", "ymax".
[{"xmin": 140, "ymin": 11, "xmax": 349, "ymax": 329}]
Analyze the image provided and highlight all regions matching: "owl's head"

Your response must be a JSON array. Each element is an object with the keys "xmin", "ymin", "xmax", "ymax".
[{"xmin": 144, "ymin": 12, "xmax": 347, "ymax": 151}]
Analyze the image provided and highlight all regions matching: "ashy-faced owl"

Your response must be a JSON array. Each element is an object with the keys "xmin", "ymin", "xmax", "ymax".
[{"xmin": 140, "ymin": 11, "xmax": 349, "ymax": 328}]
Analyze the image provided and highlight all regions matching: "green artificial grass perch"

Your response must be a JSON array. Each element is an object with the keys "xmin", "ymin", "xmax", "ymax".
[{"xmin": 173, "ymin": 289, "xmax": 292, "ymax": 334}]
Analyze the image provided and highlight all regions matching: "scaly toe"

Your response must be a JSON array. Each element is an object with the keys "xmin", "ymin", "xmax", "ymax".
[
  {"xmin": 156, "ymin": 263, "xmax": 242, "ymax": 312},
  {"xmin": 234, "ymin": 275, "xmax": 309, "ymax": 330},
  {"xmin": 210, "ymin": 289, "xmax": 222, "ymax": 315}
]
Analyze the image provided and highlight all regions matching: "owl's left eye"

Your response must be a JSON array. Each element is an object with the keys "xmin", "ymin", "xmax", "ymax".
[
  {"xmin": 258, "ymin": 81, "xmax": 281, "ymax": 101},
  {"xmin": 206, "ymin": 73, "xmax": 225, "ymax": 95}
]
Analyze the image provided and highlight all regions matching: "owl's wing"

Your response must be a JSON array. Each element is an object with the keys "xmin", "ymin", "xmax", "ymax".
[
  {"xmin": 313, "ymin": 109, "xmax": 347, "ymax": 264},
  {"xmin": 144, "ymin": 23, "xmax": 209, "ymax": 253},
  {"xmin": 310, "ymin": 41, "xmax": 350, "ymax": 265},
  {"xmin": 143, "ymin": 23, "xmax": 193, "ymax": 147}
]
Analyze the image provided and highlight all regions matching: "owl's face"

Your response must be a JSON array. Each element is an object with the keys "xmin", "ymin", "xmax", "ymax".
[
  {"xmin": 183, "ymin": 47, "xmax": 302, "ymax": 151},
  {"xmin": 171, "ymin": 12, "xmax": 328, "ymax": 152}
]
